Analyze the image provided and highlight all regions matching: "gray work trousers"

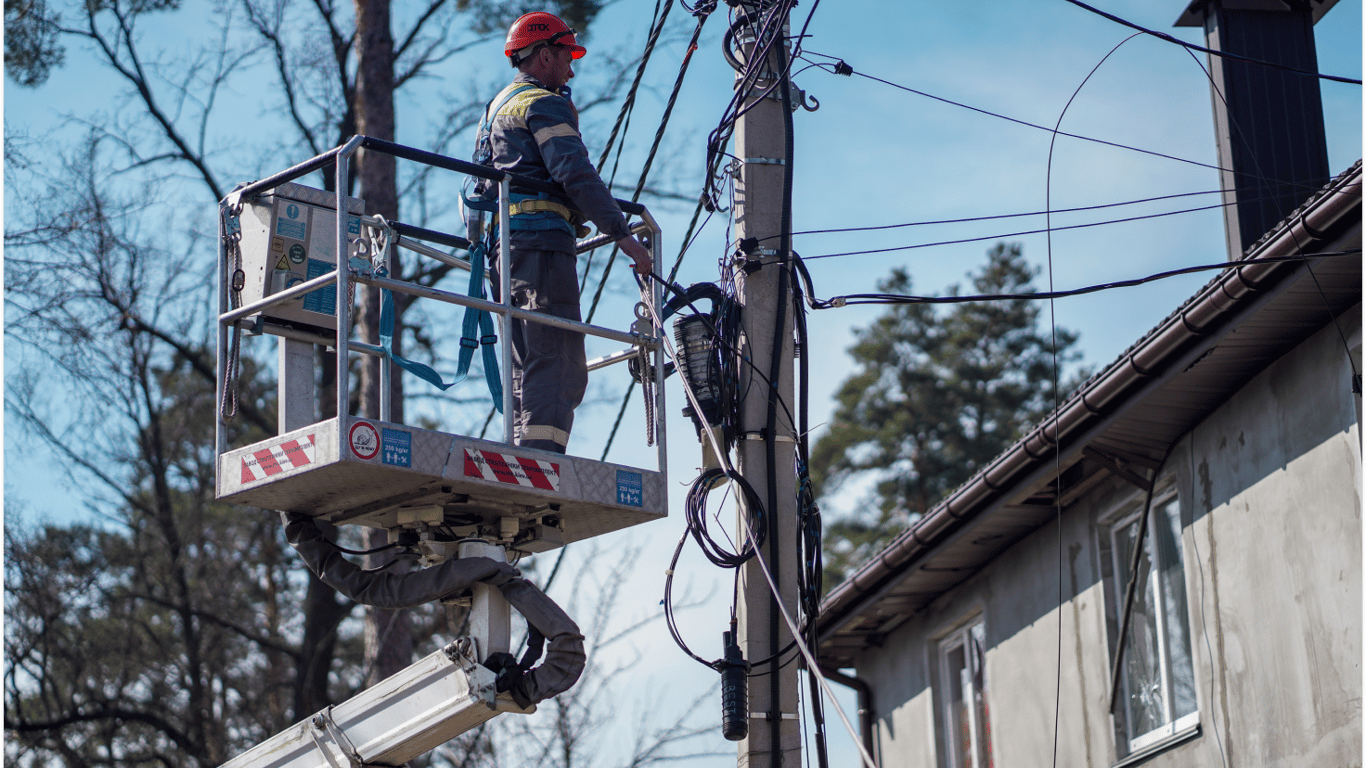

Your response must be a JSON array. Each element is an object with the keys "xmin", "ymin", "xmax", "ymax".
[{"xmin": 490, "ymin": 247, "xmax": 587, "ymax": 453}]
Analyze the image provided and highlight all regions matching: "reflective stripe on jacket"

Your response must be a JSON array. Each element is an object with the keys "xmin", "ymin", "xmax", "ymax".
[{"xmin": 484, "ymin": 74, "xmax": 632, "ymax": 253}]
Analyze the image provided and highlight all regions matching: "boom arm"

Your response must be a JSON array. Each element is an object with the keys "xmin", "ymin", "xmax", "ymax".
[{"xmin": 221, "ymin": 516, "xmax": 586, "ymax": 767}]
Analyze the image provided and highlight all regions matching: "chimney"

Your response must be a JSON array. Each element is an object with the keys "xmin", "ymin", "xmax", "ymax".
[{"xmin": 1176, "ymin": 0, "xmax": 1335, "ymax": 259}]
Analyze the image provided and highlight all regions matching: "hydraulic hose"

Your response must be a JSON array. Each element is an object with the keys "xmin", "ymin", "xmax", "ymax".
[
  {"xmin": 497, "ymin": 576, "xmax": 587, "ymax": 707},
  {"xmin": 281, "ymin": 512, "xmax": 521, "ymax": 608},
  {"xmin": 282, "ymin": 512, "xmax": 585, "ymax": 705}
]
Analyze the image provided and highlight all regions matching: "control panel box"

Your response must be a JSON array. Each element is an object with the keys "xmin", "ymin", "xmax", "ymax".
[{"xmin": 236, "ymin": 182, "xmax": 368, "ymax": 332}]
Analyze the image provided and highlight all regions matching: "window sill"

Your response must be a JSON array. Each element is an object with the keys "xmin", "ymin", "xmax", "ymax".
[{"xmin": 1111, "ymin": 722, "xmax": 1201, "ymax": 768}]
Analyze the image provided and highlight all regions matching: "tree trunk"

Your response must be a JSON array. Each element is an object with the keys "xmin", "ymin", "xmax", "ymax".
[{"xmin": 354, "ymin": 0, "xmax": 412, "ymax": 684}]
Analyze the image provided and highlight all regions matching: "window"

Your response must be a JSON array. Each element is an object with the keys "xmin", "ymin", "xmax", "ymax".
[
  {"xmin": 939, "ymin": 620, "xmax": 993, "ymax": 768},
  {"xmin": 1100, "ymin": 493, "xmax": 1198, "ymax": 755}
]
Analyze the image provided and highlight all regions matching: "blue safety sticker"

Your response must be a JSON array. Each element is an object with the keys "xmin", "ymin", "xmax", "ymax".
[
  {"xmin": 616, "ymin": 470, "xmax": 643, "ymax": 507},
  {"xmin": 301, "ymin": 259, "xmax": 336, "ymax": 316},
  {"xmin": 382, "ymin": 428, "xmax": 411, "ymax": 467},
  {"xmin": 347, "ymin": 216, "xmax": 362, "ymax": 236},
  {"xmin": 276, "ymin": 219, "xmax": 305, "ymax": 240},
  {"xmin": 276, "ymin": 203, "xmax": 307, "ymax": 240}
]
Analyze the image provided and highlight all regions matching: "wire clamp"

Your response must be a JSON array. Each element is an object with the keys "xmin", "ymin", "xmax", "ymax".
[
  {"xmin": 749, "ymin": 711, "xmax": 799, "ymax": 721},
  {"xmin": 739, "ymin": 430, "xmax": 796, "ymax": 444}
]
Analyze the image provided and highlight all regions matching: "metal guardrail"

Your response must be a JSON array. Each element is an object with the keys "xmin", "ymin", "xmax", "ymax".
[{"xmin": 214, "ymin": 135, "xmax": 667, "ymax": 478}]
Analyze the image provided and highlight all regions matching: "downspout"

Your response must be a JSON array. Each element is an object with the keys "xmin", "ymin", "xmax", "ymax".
[{"xmin": 819, "ymin": 666, "xmax": 878, "ymax": 767}]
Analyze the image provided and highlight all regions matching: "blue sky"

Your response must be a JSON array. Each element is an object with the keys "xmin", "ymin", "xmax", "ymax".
[{"xmin": 4, "ymin": 0, "xmax": 1361, "ymax": 765}]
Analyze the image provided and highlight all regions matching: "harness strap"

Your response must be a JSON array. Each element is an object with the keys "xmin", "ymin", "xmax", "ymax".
[
  {"xmin": 511, "ymin": 198, "xmax": 573, "ymax": 219},
  {"xmin": 375, "ymin": 244, "xmax": 503, "ymax": 409},
  {"xmin": 500, "ymin": 197, "xmax": 591, "ymax": 238},
  {"xmin": 457, "ymin": 240, "xmax": 504, "ymax": 410}
]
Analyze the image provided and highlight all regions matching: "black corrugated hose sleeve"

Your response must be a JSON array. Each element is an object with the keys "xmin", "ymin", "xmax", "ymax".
[
  {"xmin": 281, "ymin": 512, "xmax": 521, "ymax": 608},
  {"xmin": 497, "ymin": 577, "xmax": 587, "ymax": 707},
  {"xmin": 283, "ymin": 513, "xmax": 586, "ymax": 705}
]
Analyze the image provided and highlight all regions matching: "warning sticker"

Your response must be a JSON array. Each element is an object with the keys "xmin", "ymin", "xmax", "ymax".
[
  {"xmin": 349, "ymin": 421, "xmax": 380, "ymax": 460},
  {"xmin": 382, "ymin": 428, "xmax": 411, "ymax": 467},
  {"xmin": 275, "ymin": 255, "xmax": 290, "ymax": 270},
  {"xmin": 616, "ymin": 470, "xmax": 643, "ymax": 507},
  {"xmin": 271, "ymin": 238, "xmax": 284, "ymax": 253},
  {"xmin": 463, "ymin": 449, "xmax": 560, "ymax": 492},
  {"xmin": 241, "ymin": 434, "xmax": 317, "ymax": 484}
]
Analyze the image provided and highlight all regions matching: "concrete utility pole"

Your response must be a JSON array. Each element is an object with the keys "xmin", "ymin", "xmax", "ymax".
[{"xmin": 731, "ymin": 7, "xmax": 800, "ymax": 767}]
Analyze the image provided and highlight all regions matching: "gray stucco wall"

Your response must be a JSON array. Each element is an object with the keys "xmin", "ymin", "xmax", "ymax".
[{"xmin": 857, "ymin": 308, "xmax": 1361, "ymax": 768}]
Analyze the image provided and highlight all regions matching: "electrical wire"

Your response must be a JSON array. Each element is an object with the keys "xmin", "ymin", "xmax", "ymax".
[
  {"xmin": 580, "ymin": 0, "xmax": 674, "ymax": 293},
  {"xmin": 810, "ymin": 251, "xmax": 1359, "ymax": 307},
  {"xmin": 1061, "ymin": 0, "xmax": 1363, "ymax": 86},
  {"xmin": 770, "ymin": 183, "xmax": 1319, "ymax": 239},
  {"xmin": 734, "ymin": 492, "xmax": 878, "ymax": 768},
  {"xmin": 646, "ymin": 11, "xmax": 835, "ymax": 760},
  {"xmin": 799, "ymin": 52, "xmax": 1345, "ymax": 199},
  {"xmin": 702, "ymin": 1, "xmax": 804, "ymax": 207},
  {"xmin": 1181, "ymin": 45, "xmax": 1364, "ymax": 392},
  {"xmin": 1186, "ymin": 428, "xmax": 1231, "ymax": 768},
  {"xmin": 798, "ymin": 192, "xmax": 1327, "ymax": 260},
  {"xmin": 1042, "ymin": 31, "xmax": 1147, "ymax": 767},
  {"xmin": 585, "ymin": 0, "xmax": 717, "ymax": 325}
]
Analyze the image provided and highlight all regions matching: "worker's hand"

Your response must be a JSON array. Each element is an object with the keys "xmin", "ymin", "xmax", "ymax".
[{"xmin": 617, "ymin": 235, "xmax": 653, "ymax": 277}]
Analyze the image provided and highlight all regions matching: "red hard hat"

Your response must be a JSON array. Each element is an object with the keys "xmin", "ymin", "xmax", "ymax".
[{"xmin": 505, "ymin": 12, "xmax": 587, "ymax": 62}]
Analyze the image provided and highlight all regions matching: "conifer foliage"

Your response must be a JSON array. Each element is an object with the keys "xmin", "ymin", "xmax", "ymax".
[{"xmin": 811, "ymin": 243, "xmax": 1085, "ymax": 587}]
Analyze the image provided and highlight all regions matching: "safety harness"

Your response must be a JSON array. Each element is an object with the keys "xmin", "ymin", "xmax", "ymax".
[
  {"xmin": 364, "ymin": 220, "xmax": 503, "ymax": 411},
  {"xmin": 463, "ymin": 82, "xmax": 590, "ymax": 239}
]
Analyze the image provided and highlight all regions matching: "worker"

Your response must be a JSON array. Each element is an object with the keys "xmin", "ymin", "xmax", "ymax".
[{"xmin": 474, "ymin": 10, "xmax": 652, "ymax": 454}]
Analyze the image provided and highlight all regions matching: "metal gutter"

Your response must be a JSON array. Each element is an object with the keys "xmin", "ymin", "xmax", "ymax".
[{"xmin": 817, "ymin": 162, "xmax": 1362, "ymax": 642}]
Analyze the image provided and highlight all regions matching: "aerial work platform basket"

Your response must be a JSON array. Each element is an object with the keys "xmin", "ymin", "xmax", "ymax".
[{"xmin": 214, "ymin": 136, "xmax": 669, "ymax": 554}]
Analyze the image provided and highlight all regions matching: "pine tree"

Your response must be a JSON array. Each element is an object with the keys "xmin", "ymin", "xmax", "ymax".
[{"xmin": 811, "ymin": 243, "xmax": 1085, "ymax": 586}]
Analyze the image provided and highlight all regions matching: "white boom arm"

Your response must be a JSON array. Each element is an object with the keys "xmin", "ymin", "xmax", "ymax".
[{"xmin": 221, "ymin": 638, "xmax": 531, "ymax": 768}]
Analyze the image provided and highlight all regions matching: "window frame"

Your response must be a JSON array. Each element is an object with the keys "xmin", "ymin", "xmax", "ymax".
[
  {"xmin": 936, "ymin": 617, "xmax": 992, "ymax": 768},
  {"xmin": 1098, "ymin": 485, "xmax": 1199, "ymax": 757}
]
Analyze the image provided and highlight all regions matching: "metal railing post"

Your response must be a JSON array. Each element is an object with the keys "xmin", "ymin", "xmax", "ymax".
[
  {"xmin": 335, "ymin": 139, "xmax": 360, "ymax": 422},
  {"xmin": 498, "ymin": 176, "xmax": 515, "ymax": 444},
  {"xmin": 215, "ymin": 204, "xmax": 228, "ymax": 479},
  {"xmin": 648, "ymin": 219, "xmax": 667, "ymax": 478},
  {"xmin": 380, "ymin": 220, "xmax": 393, "ymax": 423}
]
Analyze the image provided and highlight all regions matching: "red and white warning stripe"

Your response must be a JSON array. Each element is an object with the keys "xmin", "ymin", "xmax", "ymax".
[
  {"xmin": 463, "ymin": 449, "xmax": 561, "ymax": 492},
  {"xmin": 241, "ymin": 434, "xmax": 317, "ymax": 484}
]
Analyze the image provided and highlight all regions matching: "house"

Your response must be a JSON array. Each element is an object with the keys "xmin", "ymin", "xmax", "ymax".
[{"xmin": 814, "ymin": 3, "xmax": 1362, "ymax": 766}]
